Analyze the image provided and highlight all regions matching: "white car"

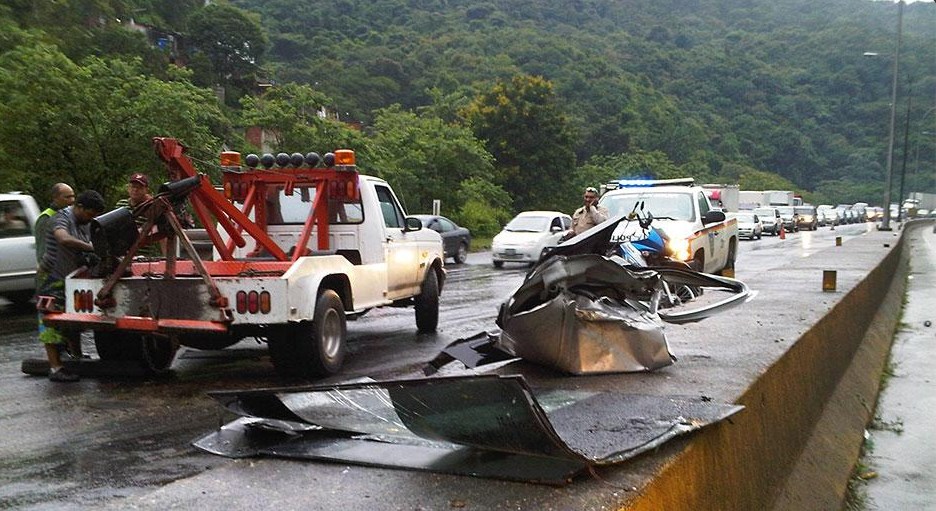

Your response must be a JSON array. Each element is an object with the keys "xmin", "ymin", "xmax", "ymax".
[
  {"xmin": 491, "ymin": 211, "xmax": 571, "ymax": 267},
  {"xmin": 735, "ymin": 211, "xmax": 763, "ymax": 240},
  {"xmin": 753, "ymin": 207, "xmax": 782, "ymax": 236}
]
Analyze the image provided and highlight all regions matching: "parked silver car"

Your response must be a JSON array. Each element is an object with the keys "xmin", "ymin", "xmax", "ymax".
[{"xmin": 0, "ymin": 193, "xmax": 40, "ymax": 305}]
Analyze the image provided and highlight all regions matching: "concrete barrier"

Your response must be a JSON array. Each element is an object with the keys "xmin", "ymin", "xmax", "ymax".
[{"xmin": 623, "ymin": 222, "xmax": 930, "ymax": 510}]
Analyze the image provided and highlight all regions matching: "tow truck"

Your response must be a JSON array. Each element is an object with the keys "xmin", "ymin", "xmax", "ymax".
[
  {"xmin": 598, "ymin": 178, "xmax": 738, "ymax": 275},
  {"xmin": 41, "ymin": 138, "xmax": 445, "ymax": 377}
]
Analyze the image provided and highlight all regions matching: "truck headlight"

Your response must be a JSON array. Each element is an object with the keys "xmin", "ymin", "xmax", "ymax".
[{"xmin": 668, "ymin": 238, "xmax": 690, "ymax": 261}]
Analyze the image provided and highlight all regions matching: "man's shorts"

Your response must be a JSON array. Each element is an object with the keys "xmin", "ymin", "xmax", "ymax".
[{"xmin": 36, "ymin": 272, "xmax": 67, "ymax": 345}]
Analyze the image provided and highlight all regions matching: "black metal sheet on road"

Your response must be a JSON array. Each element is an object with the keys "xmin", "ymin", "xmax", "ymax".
[{"xmin": 194, "ymin": 374, "xmax": 742, "ymax": 484}]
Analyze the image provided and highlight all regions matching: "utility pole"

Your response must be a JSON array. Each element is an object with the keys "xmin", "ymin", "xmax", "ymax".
[
  {"xmin": 897, "ymin": 78, "xmax": 912, "ymax": 222},
  {"xmin": 878, "ymin": 0, "xmax": 903, "ymax": 231}
]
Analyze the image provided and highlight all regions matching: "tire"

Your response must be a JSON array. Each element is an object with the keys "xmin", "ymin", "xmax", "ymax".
[
  {"xmin": 453, "ymin": 242, "xmax": 468, "ymax": 264},
  {"xmin": 94, "ymin": 331, "xmax": 177, "ymax": 373},
  {"xmin": 493, "ymin": 260, "xmax": 504, "ymax": 268},
  {"xmin": 721, "ymin": 239, "xmax": 737, "ymax": 275},
  {"xmin": 94, "ymin": 331, "xmax": 127, "ymax": 361},
  {"xmin": 269, "ymin": 289, "xmax": 346, "ymax": 378},
  {"xmin": 415, "ymin": 269, "xmax": 439, "ymax": 333}
]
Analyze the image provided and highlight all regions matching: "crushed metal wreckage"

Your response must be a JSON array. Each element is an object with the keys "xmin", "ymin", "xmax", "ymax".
[
  {"xmin": 194, "ymin": 214, "xmax": 750, "ymax": 483},
  {"xmin": 193, "ymin": 374, "xmax": 743, "ymax": 484},
  {"xmin": 429, "ymin": 214, "xmax": 753, "ymax": 375}
]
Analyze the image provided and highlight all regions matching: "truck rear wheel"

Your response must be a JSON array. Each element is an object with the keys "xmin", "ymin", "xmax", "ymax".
[
  {"xmin": 94, "ymin": 331, "xmax": 177, "ymax": 373},
  {"xmin": 415, "ymin": 269, "xmax": 439, "ymax": 333},
  {"xmin": 722, "ymin": 239, "xmax": 737, "ymax": 275},
  {"xmin": 269, "ymin": 289, "xmax": 346, "ymax": 378}
]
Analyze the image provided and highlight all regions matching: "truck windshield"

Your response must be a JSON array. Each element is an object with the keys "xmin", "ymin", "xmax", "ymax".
[
  {"xmin": 600, "ymin": 192, "xmax": 695, "ymax": 222},
  {"xmin": 266, "ymin": 185, "xmax": 364, "ymax": 225}
]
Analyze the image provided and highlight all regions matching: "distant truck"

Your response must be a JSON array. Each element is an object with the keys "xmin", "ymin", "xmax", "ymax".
[
  {"xmin": 43, "ymin": 138, "xmax": 446, "ymax": 377},
  {"xmin": 765, "ymin": 190, "xmax": 795, "ymax": 207},
  {"xmin": 907, "ymin": 192, "xmax": 936, "ymax": 213},
  {"xmin": 702, "ymin": 184, "xmax": 739, "ymax": 212},
  {"xmin": 738, "ymin": 190, "xmax": 795, "ymax": 209}
]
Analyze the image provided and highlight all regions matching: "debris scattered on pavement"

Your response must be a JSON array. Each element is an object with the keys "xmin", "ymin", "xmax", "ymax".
[{"xmin": 194, "ymin": 374, "xmax": 743, "ymax": 484}]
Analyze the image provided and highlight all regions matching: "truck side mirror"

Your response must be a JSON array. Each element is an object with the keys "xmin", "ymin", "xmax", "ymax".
[
  {"xmin": 403, "ymin": 216, "xmax": 423, "ymax": 232},
  {"xmin": 702, "ymin": 210, "xmax": 726, "ymax": 224}
]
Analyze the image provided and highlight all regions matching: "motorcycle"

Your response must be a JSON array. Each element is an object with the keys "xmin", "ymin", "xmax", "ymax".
[{"xmin": 610, "ymin": 204, "xmax": 702, "ymax": 307}]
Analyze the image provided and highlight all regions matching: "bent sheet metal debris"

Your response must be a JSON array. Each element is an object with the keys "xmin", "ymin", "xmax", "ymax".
[
  {"xmin": 433, "ymin": 214, "xmax": 752, "ymax": 375},
  {"xmin": 491, "ymin": 253, "xmax": 751, "ymax": 374},
  {"xmin": 194, "ymin": 374, "xmax": 743, "ymax": 484}
]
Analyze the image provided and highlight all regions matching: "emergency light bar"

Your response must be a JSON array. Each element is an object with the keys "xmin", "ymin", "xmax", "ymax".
[{"xmin": 603, "ymin": 177, "xmax": 695, "ymax": 192}]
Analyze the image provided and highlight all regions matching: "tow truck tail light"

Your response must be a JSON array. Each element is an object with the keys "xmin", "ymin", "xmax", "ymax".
[
  {"xmin": 259, "ymin": 291, "xmax": 271, "ymax": 314},
  {"xmin": 235, "ymin": 290, "xmax": 270, "ymax": 315},
  {"xmin": 73, "ymin": 290, "xmax": 94, "ymax": 312},
  {"xmin": 236, "ymin": 291, "xmax": 247, "ymax": 314}
]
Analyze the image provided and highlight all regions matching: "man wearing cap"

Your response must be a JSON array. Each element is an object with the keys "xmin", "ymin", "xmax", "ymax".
[
  {"xmin": 116, "ymin": 173, "xmax": 161, "ymax": 257},
  {"xmin": 570, "ymin": 186, "xmax": 609, "ymax": 236}
]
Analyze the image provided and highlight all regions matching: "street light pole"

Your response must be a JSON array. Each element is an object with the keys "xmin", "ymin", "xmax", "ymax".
[{"xmin": 879, "ymin": 0, "xmax": 903, "ymax": 231}]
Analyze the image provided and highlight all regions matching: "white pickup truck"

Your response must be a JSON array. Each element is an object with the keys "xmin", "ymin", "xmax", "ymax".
[
  {"xmin": 598, "ymin": 179, "xmax": 738, "ymax": 275},
  {"xmin": 43, "ymin": 139, "xmax": 445, "ymax": 377},
  {"xmin": 0, "ymin": 192, "xmax": 41, "ymax": 305}
]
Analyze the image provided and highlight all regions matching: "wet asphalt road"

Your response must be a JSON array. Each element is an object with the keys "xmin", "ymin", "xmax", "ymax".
[{"xmin": 0, "ymin": 223, "xmax": 876, "ymax": 509}]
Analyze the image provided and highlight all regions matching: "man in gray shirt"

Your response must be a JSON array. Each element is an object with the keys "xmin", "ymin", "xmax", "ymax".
[{"xmin": 38, "ymin": 190, "xmax": 106, "ymax": 382}]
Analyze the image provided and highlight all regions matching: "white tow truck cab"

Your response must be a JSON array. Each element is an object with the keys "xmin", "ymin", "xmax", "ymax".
[
  {"xmin": 598, "ymin": 178, "xmax": 738, "ymax": 275},
  {"xmin": 44, "ymin": 138, "xmax": 445, "ymax": 377}
]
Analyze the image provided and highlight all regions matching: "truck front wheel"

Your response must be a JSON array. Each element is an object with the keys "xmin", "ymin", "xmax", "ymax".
[
  {"xmin": 269, "ymin": 289, "xmax": 346, "ymax": 378},
  {"xmin": 415, "ymin": 269, "xmax": 439, "ymax": 333}
]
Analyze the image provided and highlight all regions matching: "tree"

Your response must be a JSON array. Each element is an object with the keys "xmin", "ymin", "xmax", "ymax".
[
  {"xmin": 463, "ymin": 74, "xmax": 578, "ymax": 212},
  {"xmin": 186, "ymin": 3, "xmax": 268, "ymax": 103},
  {"xmin": 367, "ymin": 104, "xmax": 495, "ymax": 215},
  {"xmin": 0, "ymin": 45, "xmax": 228, "ymax": 202},
  {"xmin": 455, "ymin": 177, "xmax": 512, "ymax": 237},
  {"xmin": 238, "ymin": 82, "xmax": 367, "ymax": 164}
]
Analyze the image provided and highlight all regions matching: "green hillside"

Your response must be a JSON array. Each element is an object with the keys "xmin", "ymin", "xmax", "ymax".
[{"xmin": 1, "ymin": 0, "xmax": 933, "ymax": 228}]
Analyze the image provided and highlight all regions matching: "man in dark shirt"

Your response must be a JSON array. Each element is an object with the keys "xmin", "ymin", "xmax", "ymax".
[{"xmin": 38, "ymin": 190, "xmax": 106, "ymax": 382}]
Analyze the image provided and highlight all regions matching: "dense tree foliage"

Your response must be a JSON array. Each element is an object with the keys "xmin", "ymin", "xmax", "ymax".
[
  {"xmin": 0, "ymin": 44, "xmax": 229, "ymax": 204},
  {"xmin": 1, "ymin": 0, "xmax": 934, "ymax": 231},
  {"xmin": 462, "ymin": 75, "xmax": 578, "ymax": 211},
  {"xmin": 232, "ymin": 0, "xmax": 936, "ymax": 205}
]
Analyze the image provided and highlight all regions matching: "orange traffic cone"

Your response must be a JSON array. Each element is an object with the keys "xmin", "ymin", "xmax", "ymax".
[{"xmin": 779, "ymin": 226, "xmax": 786, "ymax": 239}]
